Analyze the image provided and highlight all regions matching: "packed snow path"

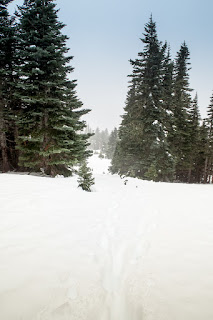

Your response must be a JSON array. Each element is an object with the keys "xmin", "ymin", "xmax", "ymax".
[{"xmin": 0, "ymin": 155, "xmax": 213, "ymax": 320}]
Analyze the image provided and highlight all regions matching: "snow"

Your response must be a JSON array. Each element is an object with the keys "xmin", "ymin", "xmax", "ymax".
[{"xmin": 0, "ymin": 155, "xmax": 213, "ymax": 320}]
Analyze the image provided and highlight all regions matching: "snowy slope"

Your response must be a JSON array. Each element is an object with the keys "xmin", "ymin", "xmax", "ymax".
[{"xmin": 0, "ymin": 155, "xmax": 212, "ymax": 320}]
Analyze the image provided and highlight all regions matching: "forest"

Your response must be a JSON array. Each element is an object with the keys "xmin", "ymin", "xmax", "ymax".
[
  {"xmin": 110, "ymin": 17, "xmax": 213, "ymax": 183},
  {"xmin": 0, "ymin": 1, "xmax": 213, "ymax": 184},
  {"xmin": 0, "ymin": 0, "xmax": 91, "ymax": 178}
]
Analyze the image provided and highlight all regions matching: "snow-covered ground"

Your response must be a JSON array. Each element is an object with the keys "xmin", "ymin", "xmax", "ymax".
[{"xmin": 0, "ymin": 155, "xmax": 212, "ymax": 320}]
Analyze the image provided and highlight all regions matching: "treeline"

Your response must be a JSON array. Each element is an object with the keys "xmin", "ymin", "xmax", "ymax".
[
  {"xmin": 85, "ymin": 126, "xmax": 118, "ymax": 159},
  {"xmin": 111, "ymin": 16, "xmax": 213, "ymax": 183},
  {"xmin": 0, "ymin": 0, "xmax": 91, "ymax": 177}
]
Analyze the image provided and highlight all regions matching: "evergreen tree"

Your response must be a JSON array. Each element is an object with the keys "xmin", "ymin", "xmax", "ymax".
[
  {"xmin": 111, "ymin": 16, "xmax": 174, "ymax": 181},
  {"xmin": 78, "ymin": 160, "xmax": 95, "ymax": 192},
  {"xmin": 0, "ymin": 0, "xmax": 16, "ymax": 172},
  {"xmin": 171, "ymin": 42, "xmax": 193, "ymax": 182},
  {"xmin": 187, "ymin": 93, "xmax": 201, "ymax": 182},
  {"xmin": 196, "ymin": 120, "xmax": 208, "ymax": 183},
  {"xmin": 106, "ymin": 127, "xmax": 118, "ymax": 159},
  {"xmin": 16, "ymin": 0, "xmax": 90, "ymax": 176},
  {"xmin": 162, "ymin": 47, "xmax": 174, "ymax": 136},
  {"xmin": 111, "ymin": 79, "xmax": 140, "ymax": 176},
  {"xmin": 100, "ymin": 128, "xmax": 109, "ymax": 155},
  {"xmin": 204, "ymin": 93, "xmax": 213, "ymax": 182}
]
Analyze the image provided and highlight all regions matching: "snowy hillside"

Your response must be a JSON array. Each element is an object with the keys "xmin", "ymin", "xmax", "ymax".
[{"xmin": 0, "ymin": 155, "xmax": 212, "ymax": 320}]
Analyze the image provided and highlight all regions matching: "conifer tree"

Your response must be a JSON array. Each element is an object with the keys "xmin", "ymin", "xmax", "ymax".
[
  {"xmin": 0, "ymin": 0, "xmax": 16, "ymax": 172},
  {"xmin": 16, "ymin": 0, "xmax": 91, "ymax": 176},
  {"xmin": 195, "ymin": 120, "xmax": 208, "ymax": 183},
  {"xmin": 162, "ymin": 47, "xmax": 174, "ymax": 135},
  {"xmin": 204, "ymin": 93, "xmax": 213, "ymax": 182},
  {"xmin": 78, "ymin": 160, "xmax": 95, "ymax": 192},
  {"xmin": 110, "ymin": 79, "xmax": 140, "ymax": 176},
  {"xmin": 106, "ymin": 127, "xmax": 118, "ymax": 159},
  {"xmin": 111, "ymin": 16, "xmax": 174, "ymax": 181},
  {"xmin": 187, "ymin": 93, "xmax": 201, "ymax": 182},
  {"xmin": 171, "ymin": 42, "xmax": 193, "ymax": 181}
]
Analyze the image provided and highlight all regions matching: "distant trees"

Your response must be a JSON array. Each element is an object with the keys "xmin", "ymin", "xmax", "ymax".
[
  {"xmin": 111, "ymin": 16, "xmax": 213, "ymax": 183},
  {"xmin": 86, "ymin": 126, "xmax": 118, "ymax": 160},
  {"xmin": 106, "ymin": 128, "xmax": 118, "ymax": 159},
  {"xmin": 88, "ymin": 127, "xmax": 109, "ymax": 154},
  {"xmin": 0, "ymin": 0, "xmax": 91, "ymax": 176}
]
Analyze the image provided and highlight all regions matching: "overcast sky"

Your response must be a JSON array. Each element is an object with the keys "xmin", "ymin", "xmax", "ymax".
[{"xmin": 9, "ymin": 0, "xmax": 213, "ymax": 131}]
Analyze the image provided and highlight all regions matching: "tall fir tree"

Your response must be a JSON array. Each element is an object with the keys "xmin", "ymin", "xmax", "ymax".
[
  {"xmin": 187, "ymin": 93, "xmax": 201, "ymax": 182},
  {"xmin": 204, "ymin": 93, "xmax": 213, "ymax": 182},
  {"xmin": 16, "ymin": 0, "xmax": 91, "ymax": 176},
  {"xmin": 0, "ymin": 0, "xmax": 16, "ymax": 172},
  {"xmin": 196, "ymin": 120, "xmax": 208, "ymax": 183},
  {"xmin": 170, "ymin": 42, "xmax": 193, "ymax": 181},
  {"xmin": 162, "ymin": 47, "xmax": 174, "ymax": 136},
  {"xmin": 111, "ymin": 16, "xmax": 174, "ymax": 181}
]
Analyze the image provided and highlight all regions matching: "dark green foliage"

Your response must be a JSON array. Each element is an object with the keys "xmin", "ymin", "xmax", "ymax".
[
  {"xmin": 186, "ymin": 94, "xmax": 202, "ymax": 182},
  {"xmin": 111, "ymin": 16, "xmax": 175, "ymax": 181},
  {"xmin": 203, "ymin": 93, "xmax": 213, "ymax": 182},
  {"xmin": 1, "ymin": 6, "xmax": 212, "ymax": 183},
  {"xmin": 170, "ymin": 42, "xmax": 193, "ymax": 182},
  {"xmin": 0, "ymin": 0, "xmax": 18, "ymax": 172},
  {"xmin": 111, "ymin": 17, "xmax": 211, "ymax": 184},
  {"xmin": 162, "ymin": 47, "xmax": 174, "ymax": 136},
  {"xmin": 195, "ymin": 120, "xmax": 208, "ymax": 183},
  {"xmin": 78, "ymin": 160, "xmax": 95, "ymax": 192},
  {"xmin": 15, "ymin": 0, "xmax": 91, "ymax": 176}
]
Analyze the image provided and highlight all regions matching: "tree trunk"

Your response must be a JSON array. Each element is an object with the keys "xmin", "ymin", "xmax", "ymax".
[
  {"xmin": 42, "ymin": 109, "xmax": 49, "ymax": 173},
  {"xmin": 0, "ymin": 106, "xmax": 10, "ymax": 172},
  {"xmin": 209, "ymin": 157, "xmax": 213, "ymax": 183},
  {"xmin": 14, "ymin": 123, "xmax": 19, "ymax": 169},
  {"xmin": 203, "ymin": 157, "xmax": 208, "ymax": 183},
  {"xmin": 188, "ymin": 167, "xmax": 192, "ymax": 183}
]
